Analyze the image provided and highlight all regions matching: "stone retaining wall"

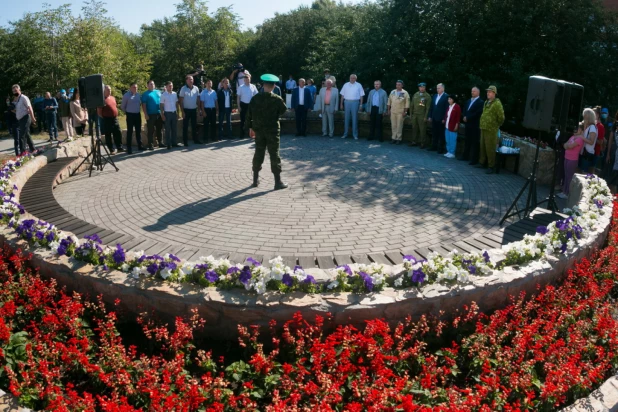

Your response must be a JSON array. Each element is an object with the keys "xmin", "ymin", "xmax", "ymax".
[{"xmin": 4, "ymin": 139, "xmax": 613, "ymax": 339}]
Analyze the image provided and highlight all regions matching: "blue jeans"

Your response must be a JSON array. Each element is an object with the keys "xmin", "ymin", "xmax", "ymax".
[
  {"xmin": 164, "ymin": 112, "xmax": 178, "ymax": 146},
  {"xmin": 218, "ymin": 107, "xmax": 232, "ymax": 138},
  {"xmin": 343, "ymin": 100, "xmax": 360, "ymax": 138},
  {"xmin": 46, "ymin": 112, "xmax": 58, "ymax": 140},
  {"xmin": 445, "ymin": 130, "xmax": 458, "ymax": 155}
]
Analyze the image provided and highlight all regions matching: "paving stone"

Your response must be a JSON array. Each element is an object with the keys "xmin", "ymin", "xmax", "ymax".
[{"xmin": 48, "ymin": 136, "xmax": 548, "ymax": 258}]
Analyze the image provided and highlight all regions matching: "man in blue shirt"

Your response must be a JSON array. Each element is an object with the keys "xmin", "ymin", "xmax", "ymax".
[
  {"xmin": 199, "ymin": 79, "xmax": 219, "ymax": 143},
  {"xmin": 285, "ymin": 75, "xmax": 297, "ymax": 94},
  {"xmin": 141, "ymin": 80, "xmax": 163, "ymax": 150}
]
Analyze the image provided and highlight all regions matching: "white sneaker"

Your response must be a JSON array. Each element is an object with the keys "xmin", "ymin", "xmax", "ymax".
[
  {"xmin": 341, "ymin": 135, "xmax": 348, "ymax": 139},
  {"xmin": 447, "ymin": 153, "xmax": 455, "ymax": 158},
  {"xmin": 556, "ymin": 192, "xmax": 568, "ymax": 199},
  {"xmin": 354, "ymin": 137, "xmax": 358, "ymax": 140}
]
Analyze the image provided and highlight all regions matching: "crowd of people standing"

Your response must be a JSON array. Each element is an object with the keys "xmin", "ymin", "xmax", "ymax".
[{"xmin": 3, "ymin": 64, "xmax": 617, "ymax": 192}]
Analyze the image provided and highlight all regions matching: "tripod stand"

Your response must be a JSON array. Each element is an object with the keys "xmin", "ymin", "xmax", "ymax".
[
  {"xmin": 499, "ymin": 133, "xmax": 543, "ymax": 226},
  {"xmin": 71, "ymin": 109, "xmax": 119, "ymax": 177}
]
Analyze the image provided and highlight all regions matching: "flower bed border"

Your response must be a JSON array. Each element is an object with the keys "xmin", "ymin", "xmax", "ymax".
[{"xmin": 0, "ymin": 139, "xmax": 609, "ymax": 339}]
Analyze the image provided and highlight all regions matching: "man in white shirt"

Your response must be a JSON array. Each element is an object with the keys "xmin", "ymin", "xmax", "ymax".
[
  {"xmin": 11, "ymin": 84, "xmax": 36, "ymax": 154},
  {"xmin": 160, "ymin": 81, "xmax": 182, "ymax": 149},
  {"xmin": 237, "ymin": 74, "xmax": 258, "ymax": 138},
  {"xmin": 179, "ymin": 75, "xmax": 200, "ymax": 146},
  {"xmin": 339, "ymin": 74, "xmax": 365, "ymax": 139}
]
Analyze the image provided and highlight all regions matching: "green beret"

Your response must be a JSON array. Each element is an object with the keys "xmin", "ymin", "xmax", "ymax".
[{"xmin": 260, "ymin": 74, "xmax": 279, "ymax": 83}]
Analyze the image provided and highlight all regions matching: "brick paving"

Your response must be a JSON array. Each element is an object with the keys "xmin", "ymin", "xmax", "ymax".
[{"xmin": 53, "ymin": 136, "xmax": 549, "ymax": 257}]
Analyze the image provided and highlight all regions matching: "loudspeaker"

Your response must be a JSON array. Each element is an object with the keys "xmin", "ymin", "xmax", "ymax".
[
  {"xmin": 78, "ymin": 74, "xmax": 105, "ymax": 109},
  {"xmin": 522, "ymin": 75, "xmax": 584, "ymax": 133}
]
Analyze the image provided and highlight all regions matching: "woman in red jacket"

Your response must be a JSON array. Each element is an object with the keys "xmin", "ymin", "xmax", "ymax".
[{"xmin": 443, "ymin": 96, "xmax": 461, "ymax": 158}]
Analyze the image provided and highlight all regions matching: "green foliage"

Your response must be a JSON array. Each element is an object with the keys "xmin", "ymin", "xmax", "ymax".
[{"xmin": 2, "ymin": 0, "xmax": 618, "ymax": 126}]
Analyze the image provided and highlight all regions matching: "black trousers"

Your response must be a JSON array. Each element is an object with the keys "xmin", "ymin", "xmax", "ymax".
[
  {"xmin": 432, "ymin": 119, "xmax": 446, "ymax": 152},
  {"xmin": 202, "ymin": 108, "xmax": 217, "ymax": 141},
  {"xmin": 102, "ymin": 117, "xmax": 123, "ymax": 151},
  {"xmin": 16, "ymin": 115, "xmax": 35, "ymax": 155},
  {"xmin": 126, "ymin": 112, "xmax": 142, "ymax": 150},
  {"xmin": 369, "ymin": 106, "xmax": 383, "ymax": 139},
  {"xmin": 461, "ymin": 124, "xmax": 480, "ymax": 163},
  {"xmin": 295, "ymin": 105, "xmax": 308, "ymax": 135},
  {"xmin": 146, "ymin": 114, "xmax": 163, "ymax": 148},
  {"xmin": 239, "ymin": 102, "xmax": 250, "ymax": 137},
  {"xmin": 183, "ymin": 108, "xmax": 197, "ymax": 144}
]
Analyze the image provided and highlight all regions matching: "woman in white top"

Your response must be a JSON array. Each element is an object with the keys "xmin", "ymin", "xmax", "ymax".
[{"xmin": 580, "ymin": 108, "xmax": 598, "ymax": 174}]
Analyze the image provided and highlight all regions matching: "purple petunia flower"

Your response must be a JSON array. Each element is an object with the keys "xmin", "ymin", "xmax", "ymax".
[
  {"xmin": 227, "ymin": 267, "xmax": 240, "ymax": 275},
  {"xmin": 85, "ymin": 234, "xmax": 102, "ymax": 244},
  {"xmin": 411, "ymin": 268, "xmax": 426, "ymax": 284},
  {"xmin": 238, "ymin": 266, "xmax": 252, "ymax": 285},
  {"xmin": 594, "ymin": 199, "xmax": 603, "ymax": 209},
  {"xmin": 536, "ymin": 226, "xmax": 549, "ymax": 235},
  {"xmin": 566, "ymin": 231, "xmax": 573, "ymax": 240},
  {"xmin": 359, "ymin": 272, "xmax": 374, "ymax": 292},
  {"xmin": 45, "ymin": 232, "xmax": 55, "ymax": 243},
  {"xmin": 560, "ymin": 243, "xmax": 567, "ymax": 253},
  {"xmin": 556, "ymin": 220, "xmax": 569, "ymax": 232},
  {"xmin": 338, "ymin": 265, "xmax": 353, "ymax": 276},
  {"xmin": 168, "ymin": 254, "xmax": 181, "ymax": 262},
  {"xmin": 112, "ymin": 244, "xmax": 125, "ymax": 265},
  {"xmin": 204, "ymin": 270, "xmax": 219, "ymax": 283},
  {"xmin": 403, "ymin": 255, "xmax": 417, "ymax": 263},
  {"xmin": 294, "ymin": 265, "xmax": 304, "ymax": 271},
  {"xmin": 147, "ymin": 263, "xmax": 159, "ymax": 275},
  {"xmin": 304, "ymin": 275, "xmax": 316, "ymax": 284},
  {"xmin": 246, "ymin": 257, "xmax": 261, "ymax": 267},
  {"xmin": 282, "ymin": 273, "xmax": 293, "ymax": 287},
  {"xmin": 483, "ymin": 251, "xmax": 490, "ymax": 263},
  {"xmin": 103, "ymin": 264, "xmax": 109, "ymax": 271},
  {"xmin": 573, "ymin": 225, "xmax": 583, "ymax": 239},
  {"xmin": 468, "ymin": 265, "xmax": 477, "ymax": 275}
]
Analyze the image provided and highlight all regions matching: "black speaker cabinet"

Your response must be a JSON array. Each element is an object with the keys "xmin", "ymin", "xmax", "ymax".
[
  {"xmin": 523, "ymin": 75, "xmax": 583, "ymax": 133},
  {"xmin": 78, "ymin": 74, "xmax": 105, "ymax": 109}
]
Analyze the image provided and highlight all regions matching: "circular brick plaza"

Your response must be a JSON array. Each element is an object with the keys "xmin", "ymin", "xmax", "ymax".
[{"xmin": 53, "ymin": 136, "xmax": 544, "ymax": 258}]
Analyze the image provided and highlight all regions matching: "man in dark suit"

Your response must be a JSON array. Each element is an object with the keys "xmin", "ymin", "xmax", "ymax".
[
  {"xmin": 460, "ymin": 86, "xmax": 484, "ymax": 164},
  {"xmin": 291, "ymin": 78, "xmax": 313, "ymax": 136},
  {"xmin": 427, "ymin": 83, "xmax": 449, "ymax": 154}
]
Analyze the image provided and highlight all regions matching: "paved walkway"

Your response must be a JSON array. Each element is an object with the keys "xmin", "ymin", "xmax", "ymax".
[{"xmin": 53, "ymin": 136, "xmax": 551, "ymax": 257}]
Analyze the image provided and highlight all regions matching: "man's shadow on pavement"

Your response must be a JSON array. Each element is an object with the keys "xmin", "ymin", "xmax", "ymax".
[{"xmin": 142, "ymin": 187, "xmax": 268, "ymax": 232}]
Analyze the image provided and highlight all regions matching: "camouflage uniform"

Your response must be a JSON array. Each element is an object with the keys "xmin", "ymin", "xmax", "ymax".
[
  {"xmin": 410, "ymin": 91, "xmax": 431, "ymax": 146},
  {"xmin": 247, "ymin": 92, "xmax": 288, "ymax": 173},
  {"xmin": 479, "ymin": 98, "xmax": 505, "ymax": 169}
]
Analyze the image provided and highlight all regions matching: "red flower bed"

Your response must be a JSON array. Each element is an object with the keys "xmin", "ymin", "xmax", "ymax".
[{"xmin": 0, "ymin": 202, "xmax": 617, "ymax": 411}]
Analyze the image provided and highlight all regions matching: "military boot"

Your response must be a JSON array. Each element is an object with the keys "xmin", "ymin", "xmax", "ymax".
[
  {"xmin": 273, "ymin": 173, "xmax": 288, "ymax": 190},
  {"xmin": 252, "ymin": 171, "xmax": 260, "ymax": 188}
]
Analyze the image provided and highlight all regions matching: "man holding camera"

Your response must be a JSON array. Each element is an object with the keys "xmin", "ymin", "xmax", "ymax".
[
  {"xmin": 188, "ymin": 64, "xmax": 205, "ymax": 91},
  {"xmin": 230, "ymin": 63, "xmax": 247, "ymax": 92}
]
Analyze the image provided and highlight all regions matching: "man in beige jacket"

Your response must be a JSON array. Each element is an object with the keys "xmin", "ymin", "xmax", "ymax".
[
  {"xmin": 387, "ymin": 80, "xmax": 410, "ymax": 145},
  {"xmin": 318, "ymin": 79, "xmax": 339, "ymax": 137}
]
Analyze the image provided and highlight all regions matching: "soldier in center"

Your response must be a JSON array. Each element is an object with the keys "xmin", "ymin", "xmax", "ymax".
[
  {"xmin": 247, "ymin": 74, "xmax": 289, "ymax": 190},
  {"xmin": 409, "ymin": 82, "xmax": 431, "ymax": 148}
]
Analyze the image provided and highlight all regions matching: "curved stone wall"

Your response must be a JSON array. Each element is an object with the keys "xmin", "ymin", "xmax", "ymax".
[{"xmin": 5, "ymin": 139, "xmax": 613, "ymax": 339}]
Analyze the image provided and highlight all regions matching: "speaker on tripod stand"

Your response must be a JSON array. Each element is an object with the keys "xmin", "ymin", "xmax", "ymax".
[
  {"xmin": 500, "ymin": 76, "xmax": 583, "ymax": 225},
  {"xmin": 72, "ymin": 74, "xmax": 119, "ymax": 177}
]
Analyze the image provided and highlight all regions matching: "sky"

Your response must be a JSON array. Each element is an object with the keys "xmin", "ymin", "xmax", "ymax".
[{"xmin": 2, "ymin": 0, "xmax": 360, "ymax": 32}]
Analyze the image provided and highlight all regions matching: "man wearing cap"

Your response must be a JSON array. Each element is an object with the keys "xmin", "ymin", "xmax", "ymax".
[
  {"xmin": 247, "ymin": 74, "xmax": 289, "ymax": 190},
  {"xmin": 428, "ymin": 83, "xmax": 449, "ymax": 153},
  {"xmin": 478, "ymin": 85, "xmax": 505, "ymax": 174},
  {"xmin": 387, "ymin": 80, "xmax": 410, "ymax": 145},
  {"xmin": 410, "ymin": 83, "xmax": 431, "ymax": 147},
  {"xmin": 366, "ymin": 80, "xmax": 388, "ymax": 141}
]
